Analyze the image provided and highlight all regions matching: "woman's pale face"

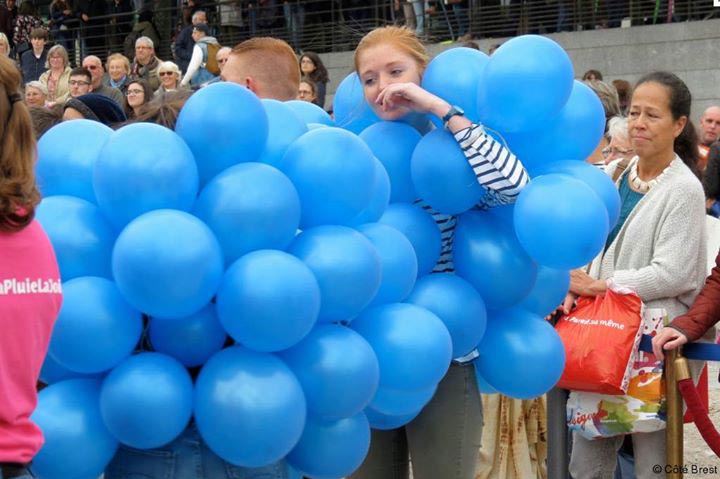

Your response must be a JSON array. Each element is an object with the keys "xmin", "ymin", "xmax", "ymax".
[
  {"xmin": 108, "ymin": 59, "xmax": 127, "ymax": 81},
  {"xmin": 300, "ymin": 56, "xmax": 316, "ymax": 75},
  {"xmin": 49, "ymin": 53, "xmax": 65, "ymax": 70},
  {"xmin": 357, "ymin": 43, "xmax": 422, "ymax": 121},
  {"xmin": 24, "ymin": 86, "xmax": 46, "ymax": 107},
  {"xmin": 604, "ymin": 134, "xmax": 634, "ymax": 164},
  {"xmin": 0, "ymin": 40, "xmax": 9, "ymax": 56},
  {"xmin": 127, "ymin": 83, "xmax": 145, "ymax": 108},
  {"xmin": 628, "ymin": 82, "xmax": 686, "ymax": 161},
  {"xmin": 159, "ymin": 70, "xmax": 178, "ymax": 89}
]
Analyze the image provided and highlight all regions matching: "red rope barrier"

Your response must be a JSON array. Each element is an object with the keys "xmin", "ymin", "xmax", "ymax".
[{"xmin": 677, "ymin": 378, "xmax": 720, "ymax": 457}]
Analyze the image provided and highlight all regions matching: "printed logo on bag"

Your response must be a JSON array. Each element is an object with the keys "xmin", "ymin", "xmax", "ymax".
[
  {"xmin": 0, "ymin": 277, "xmax": 62, "ymax": 295},
  {"xmin": 563, "ymin": 315, "xmax": 626, "ymax": 330}
]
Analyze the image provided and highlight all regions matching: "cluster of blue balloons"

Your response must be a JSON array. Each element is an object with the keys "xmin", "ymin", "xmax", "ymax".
[{"xmin": 31, "ymin": 34, "xmax": 610, "ymax": 479}]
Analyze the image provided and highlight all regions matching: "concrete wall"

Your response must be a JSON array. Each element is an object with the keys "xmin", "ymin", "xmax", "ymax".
[{"xmin": 320, "ymin": 18, "xmax": 720, "ymax": 123}]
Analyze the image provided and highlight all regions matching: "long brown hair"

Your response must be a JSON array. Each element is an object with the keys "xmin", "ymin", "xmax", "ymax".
[{"xmin": 0, "ymin": 55, "xmax": 40, "ymax": 232}]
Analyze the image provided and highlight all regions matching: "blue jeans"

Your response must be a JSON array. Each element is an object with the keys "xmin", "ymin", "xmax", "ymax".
[{"xmin": 105, "ymin": 423, "xmax": 289, "ymax": 479}]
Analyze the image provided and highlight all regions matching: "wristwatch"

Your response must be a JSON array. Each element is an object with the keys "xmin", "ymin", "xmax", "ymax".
[{"xmin": 442, "ymin": 105, "xmax": 465, "ymax": 127}]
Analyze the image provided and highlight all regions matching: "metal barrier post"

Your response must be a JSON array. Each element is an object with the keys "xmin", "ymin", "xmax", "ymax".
[
  {"xmin": 666, "ymin": 349, "xmax": 683, "ymax": 479},
  {"xmin": 547, "ymin": 387, "xmax": 570, "ymax": 479}
]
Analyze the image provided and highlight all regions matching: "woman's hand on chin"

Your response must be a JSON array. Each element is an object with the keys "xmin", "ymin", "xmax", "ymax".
[{"xmin": 375, "ymin": 82, "xmax": 449, "ymax": 117}]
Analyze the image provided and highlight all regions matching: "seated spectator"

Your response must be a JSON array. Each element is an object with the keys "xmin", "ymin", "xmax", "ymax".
[
  {"xmin": 702, "ymin": 141, "xmax": 720, "ymax": 216},
  {"xmin": 24, "ymin": 80, "xmax": 47, "ymax": 107},
  {"xmin": 28, "ymin": 104, "xmax": 63, "ymax": 137},
  {"xmin": 180, "ymin": 23, "xmax": 220, "ymax": 87},
  {"xmin": 154, "ymin": 61, "xmax": 183, "ymax": 99},
  {"xmin": 603, "ymin": 116, "xmax": 635, "ymax": 165},
  {"xmin": 39, "ymin": 44, "xmax": 72, "ymax": 105},
  {"xmin": 63, "ymin": 93, "xmax": 127, "ymax": 125},
  {"xmin": 582, "ymin": 68, "xmax": 603, "ymax": 81},
  {"xmin": 130, "ymin": 36, "xmax": 162, "ymax": 91},
  {"xmin": 19, "ymin": 27, "xmax": 47, "ymax": 83},
  {"xmin": 68, "ymin": 67, "xmax": 92, "ymax": 98},
  {"xmin": 297, "ymin": 77, "xmax": 317, "ymax": 103},
  {"xmin": 82, "ymin": 55, "xmax": 125, "ymax": 106},
  {"xmin": 105, "ymin": 53, "xmax": 132, "ymax": 94},
  {"xmin": 124, "ymin": 78, "xmax": 153, "ymax": 119}
]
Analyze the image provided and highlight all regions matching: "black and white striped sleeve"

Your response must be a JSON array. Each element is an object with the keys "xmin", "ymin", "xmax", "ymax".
[{"xmin": 454, "ymin": 124, "xmax": 529, "ymax": 207}]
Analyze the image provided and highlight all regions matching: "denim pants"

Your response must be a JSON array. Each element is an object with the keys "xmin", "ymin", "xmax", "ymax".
[
  {"xmin": 105, "ymin": 423, "xmax": 289, "ymax": 479},
  {"xmin": 410, "ymin": 1, "xmax": 428, "ymax": 34},
  {"xmin": 352, "ymin": 361, "xmax": 483, "ymax": 479}
]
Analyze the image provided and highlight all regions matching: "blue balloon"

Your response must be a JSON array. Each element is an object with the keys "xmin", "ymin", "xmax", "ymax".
[
  {"xmin": 487, "ymin": 202, "xmax": 515, "ymax": 225},
  {"xmin": 216, "ymin": 250, "xmax": 320, "ymax": 352},
  {"xmin": 351, "ymin": 303, "xmax": 452, "ymax": 390},
  {"xmin": 93, "ymin": 123, "xmax": 198, "ymax": 229},
  {"xmin": 194, "ymin": 162, "xmax": 301, "ymax": 265},
  {"xmin": 277, "ymin": 127, "xmax": 376, "ymax": 228},
  {"xmin": 286, "ymin": 413, "xmax": 371, "ymax": 479},
  {"xmin": 505, "ymin": 80, "xmax": 606, "ymax": 169},
  {"xmin": 516, "ymin": 265, "xmax": 570, "ymax": 317},
  {"xmin": 333, "ymin": 72, "xmax": 380, "ymax": 134},
  {"xmin": 32, "ymin": 379, "xmax": 118, "ymax": 479},
  {"xmin": 359, "ymin": 121, "xmax": 421, "ymax": 203},
  {"xmin": 406, "ymin": 274, "xmax": 487, "ymax": 358},
  {"xmin": 365, "ymin": 406, "xmax": 421, "ymax": 430},
  {"xmin": 35, "ymin": 196, "xmax": 116, "ymax": 281},
  {"xmin": 176, "ymin": 82, "xmax": 269, "ymax": 185},
  {"xmin": 280, "ymin": 324, "xmax": 379, "ymax": 420},
  {"xmin": 195, "ymin": 346, "xmax": 307, "ymax": 467},
  {"xmin": 476, "ymin": 308, "xmax": 565, "ymax": 399},
  {"xmin": 421, "ymin": 47, "xmax": 489, "ymax": 126},
  {"xmin": 39, "ymin": 354, "xmax": 101, "ymax": 385},
  {"xmin": 411, "ymin": 129, "xmax": 484, "ymax": 215},
  {"xmin": 289, "ymin": 226, "xmax": 381, "ymax": 323},
  {"xmin": 36, "ymin": 119, "xmax": 112, "ymax": 202},
  {"xmin": 100, "ymin": 353, "xmax": 193, "ymax": 449},
  {"xmin": 477, "ymin": 35, "xmax": 574, "ymax": 133},
  {"xmin": 149, "ymin": 305, "xmax": 227, "ymax": 367},
  {"xmin": 454, "ymin": 210, "xmax": 538, "ymax": 310},
  {"xmin": 349, "ymin": 157, "xmax": 391, "ymax": 225},
  {"xmin": 369, "ymin": 384, "xmax": 436, "ymax": 416},
  {"xmin": 378, "ymin": 203, "xmax": 441, "ymax": 276},
  {"xmin": 355, "ymin": 223, "xmax": 418, "ymax": 306},
  {"xmin": 49, "ymin": 277, "xmax": 143, "ymax": 374},
  {"xmin": 514, "ymin": 174, "xmax": 609, "ymax": 269},
  {"xmin": 473, "ymin": 364, "xmax": 498, "ymax": 394},
  {"xmin": 258, "ymin": 99, "xmax": 309, "ymax": 166},
  {"xmin": 112, "ymin": 210, "xmax": 224, "ymax": 318},
  {"xmin": 534, "ymin": 160, "xmax": 621, "ymax": 228},
  {"xmin": 285, "ymin": 100, "xmax": 335, "ymax": 126}
]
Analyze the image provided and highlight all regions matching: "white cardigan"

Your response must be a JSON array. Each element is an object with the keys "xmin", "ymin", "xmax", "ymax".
[{"xmin": 588, "ymin": 155, "xmax": 707, "ymax": 322}]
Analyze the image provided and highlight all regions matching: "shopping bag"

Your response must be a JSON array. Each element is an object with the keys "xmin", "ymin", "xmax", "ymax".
[
  {"xmin": 567, "ymin": 308, "xmax": 667, "ymax": 440},
  {"xmin": 555, "ymin": 284, "xmax": 643, "ymax": 395}
]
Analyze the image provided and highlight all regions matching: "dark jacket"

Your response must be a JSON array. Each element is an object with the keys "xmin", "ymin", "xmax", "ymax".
[
  {"xmin": 19, "ymin": 47, "xmax": 48, "ymax": 83},
  {"xmin": 0, "ymin": 5, "xmax": 16, "ymax": 45},
  {"xmin": 173, "ymin": 23, "xmax": 194, "ymax": 73},
  {"xmin": 669, "ymin": 250, "xmax": 720, "ymax": 341}
]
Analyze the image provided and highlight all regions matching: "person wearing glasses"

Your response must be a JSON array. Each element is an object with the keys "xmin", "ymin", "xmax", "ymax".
[
  {"xmin": 67, "ymin": 67, "xmax": 92, "ymax": 99},
  {"xmin": 39, "ymin": 45, "xmax": 71, "ymax": 105},
  {"xmin": 154, "ymin": 61, "xmax": 184, "ymax": 100},
  {"xmin": 585, "ymin": 79, "xmax": 622, "ymax": 166},
  {"xmin": 130, "ymin": 36, "xmax": 162, "ymax": 91},
  {"xmin": 603, "ymin": 116, "xmax": 635, "ymax": 165},
  {"xmin": 81, "ymin": 55, "xmax": 125, "ymax": 107},
  {"xmin": 124, "ymin": 78, "xmax": 153, "ymax": 119}
]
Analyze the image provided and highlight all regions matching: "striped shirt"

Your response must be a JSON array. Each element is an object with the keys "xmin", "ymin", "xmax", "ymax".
[{"xmin": 425, "ymin": 124, "xmax": 529, "ymax": 275}]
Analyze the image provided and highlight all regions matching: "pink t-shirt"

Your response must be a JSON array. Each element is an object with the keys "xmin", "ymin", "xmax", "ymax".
[{"xmin": 0, "ymin": 219, "xmax": 62, "ymax": 463}]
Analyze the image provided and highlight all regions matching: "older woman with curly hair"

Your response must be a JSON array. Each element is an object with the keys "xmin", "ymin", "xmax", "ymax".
[{"xmin": 0, "ymin": 55, "xmax": 63, "ymax": 479}]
